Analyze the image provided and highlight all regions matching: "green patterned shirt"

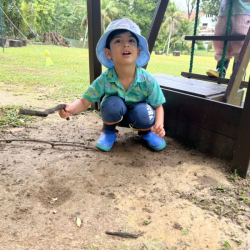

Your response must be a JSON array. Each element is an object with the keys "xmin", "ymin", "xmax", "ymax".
[
  {"xmin": 218, "ymin": 0, "xmax": 250, "ymax": 16},
  {"xmin": 83, "ymin": 65, "xmax": 166, "ymax": 107}
]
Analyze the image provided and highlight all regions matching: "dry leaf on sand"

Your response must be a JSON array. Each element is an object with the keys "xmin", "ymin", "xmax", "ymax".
[{"xmin": 76, "ymin": 217, "xmax": 81, "ymax": 228}]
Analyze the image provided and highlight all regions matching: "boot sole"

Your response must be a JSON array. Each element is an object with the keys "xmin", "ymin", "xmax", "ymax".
[
  {"xmin": 150, "ymin": 141, "xmax": 166, "ymax": 151},
  {"xmin": 96, "ymin": 142, "xmax": 112, "ymax": 151}
]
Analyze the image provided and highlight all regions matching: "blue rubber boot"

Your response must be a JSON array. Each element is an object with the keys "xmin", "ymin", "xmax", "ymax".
[
  {"xmin": 96, "ymin": 130, "xmax": 118, "ymax": 151},
  {"xmin": 140, "ymin": 131, "xmax": 166, "ymax": 151},
  {"xmin": 96, "ymin": 123, "xmax": 118, "ymax": 151}
]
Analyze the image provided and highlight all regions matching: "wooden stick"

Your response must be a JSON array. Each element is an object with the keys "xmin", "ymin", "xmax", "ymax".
[
  {"xmin": 0, "ymin": 139, "xmax": 98, "ymax": 151},
  {"xmin": 105, "ymin": 231, "xmax": 138, "ymax": 239},
  {"xmin": 18, "ymin": 104, "xmax": 67, "ymax": 117},
  {"xmin": 18, "ymin": 104, "xmax": 70, "ymax": 120}
]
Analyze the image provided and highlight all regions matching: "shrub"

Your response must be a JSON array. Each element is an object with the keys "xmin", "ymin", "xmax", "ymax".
[
  {"xmin": 198, "ymin": 45, "xmax": 206, "ymax": 50},
  {"xmin": 207, "ymin": 42, "xmax": 213, "ymax": 50}
]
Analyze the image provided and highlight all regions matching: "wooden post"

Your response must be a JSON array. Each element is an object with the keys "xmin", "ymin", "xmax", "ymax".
[
  {"xmin": 222, "ymin": 27, "xmax": 250, "ymax": 104},
  {"xmin": 232, "ymin": 77, "xmax": 250, "ymax": 177},
  {"xmin": 143, "ymin": 0, "xmax": 169, "ymax": 69},
  {"xmin": 87, "ymin": 0, "xmax": 102, "ymax": 110}
]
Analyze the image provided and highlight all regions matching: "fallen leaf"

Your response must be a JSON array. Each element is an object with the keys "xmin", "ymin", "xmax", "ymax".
[
  {"xmin": 50, "ymin": 198, "xmax": 58, "ymax": 204},
  {"xmin": 76, "ymin": 217, "xmax": 81, "ymax": 228}
]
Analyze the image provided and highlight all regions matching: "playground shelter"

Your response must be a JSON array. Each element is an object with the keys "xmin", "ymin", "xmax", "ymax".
[{"xmin": 86, "ymin": 0, "xmax": 250, "ymax": 177}]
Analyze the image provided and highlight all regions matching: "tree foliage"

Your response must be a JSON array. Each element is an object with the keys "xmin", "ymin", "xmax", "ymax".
[
  {"xmin": 0, "ymin": 0, "xmax": 202, "ymax": 53},
  {"xmin": 172, "ymin": 18, "xmax": 194, "ymax": 53},
  {"xmin": 1, "ymin": 0, "xmax": 23, "ymax": 37},
  {"xmin": 200, "ymin": 0, "xmax": 222, "ymax": 17}
]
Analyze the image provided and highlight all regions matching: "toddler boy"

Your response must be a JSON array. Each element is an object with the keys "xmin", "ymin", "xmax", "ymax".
[{"xmin": 59, "ymin": 18, "xmax": 166, "ymax": 152}]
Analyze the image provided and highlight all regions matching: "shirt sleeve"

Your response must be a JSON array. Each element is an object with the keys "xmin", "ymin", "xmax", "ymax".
[
  {"xmin": 82, "ymin": 75, "xmax": 105, "ymax": 102},
  {"xmin": 146, "ymin": 78, "xmax": 166, "ymax": 107}
]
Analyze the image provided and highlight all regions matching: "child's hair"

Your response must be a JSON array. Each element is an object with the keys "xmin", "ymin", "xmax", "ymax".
[{"xmin": 105, "ymin": 29, "xmax": 139, "ymax": 50}]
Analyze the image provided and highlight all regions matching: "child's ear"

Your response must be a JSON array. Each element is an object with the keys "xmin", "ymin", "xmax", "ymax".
[
  {"xmin": 137, "ymin": 47, "xmax": 141, "ymax": 58},
  {"xmin": 104, "ymin": 48, "xmax": 112, "ymax": 59}
]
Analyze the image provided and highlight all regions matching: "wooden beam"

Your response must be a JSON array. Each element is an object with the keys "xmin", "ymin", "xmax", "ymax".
[
  {"xmin": 143, "ymin": 0, "xmax": 169, "ymax": 69},
  {"xmin": 232, "ymin": 78, "xmax": 250, "ymax": 177},
  {"xmin": 185, "ymin": 35, "xmax": 246, "ymax": 41},
  {"xmin": 87, "ymin": 0, "xmax": 102, "ymax": 110},
  {"xmin": 181, "ymin": 72, "xmax": 248, "ymax": 88},
  {"xmin": 223, "ymin": 27, "xmax": 250, "ymax": 104}
]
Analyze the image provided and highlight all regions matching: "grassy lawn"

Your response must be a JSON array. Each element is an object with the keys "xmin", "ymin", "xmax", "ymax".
[{"xmin": 0, "ymin": 45, "xmax": 249, "ymax": 102}]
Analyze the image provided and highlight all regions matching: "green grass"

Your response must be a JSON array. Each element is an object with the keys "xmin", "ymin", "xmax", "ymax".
[
  {"xmin": 0, "ymin": 45, "xmax": 90, "ymax": 101},
  {"xmin": 0, "ymin": 45, "xmax": 249, "ymax": 102},
  {"xmin": 0, "ymin": 105, "xmax": 36, "ymax": 129}
]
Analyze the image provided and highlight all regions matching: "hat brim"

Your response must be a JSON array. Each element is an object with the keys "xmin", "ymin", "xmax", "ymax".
[{"xmin": 96, "ymin": 28, "xmax": 150, "ymax": 69}]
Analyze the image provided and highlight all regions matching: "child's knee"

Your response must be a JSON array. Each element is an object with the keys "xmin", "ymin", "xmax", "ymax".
[
  {"xmin": 130, "ymin": 103, "xmax": 155, "ymax": 128},
  {"xmin": 101, "ymin": 96, "xmax": 127, "ymax": 122}
]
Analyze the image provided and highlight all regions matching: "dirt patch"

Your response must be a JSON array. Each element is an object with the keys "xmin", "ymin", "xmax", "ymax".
[
  {"xmin": 1, "ymin": 88, "xmax": 250, "ymax": 250},
  {"xmin": 196, "ymin": 175, "xmax": 219, "ymax": 186},
  {"xmin": 35, "ymin": 180, "xmax": 73, "ymax": 208}
]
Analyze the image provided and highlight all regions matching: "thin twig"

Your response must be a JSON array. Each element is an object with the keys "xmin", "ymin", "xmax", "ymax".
[
  {"xmin": 143, "ymin": 243, "xmax": 150, "ymax": 250},
  {"xmin": 244, "ymin": 244, "xmax": 250, "ymax": 250},
  {"xmin": 105, "ymin": 231, "xmax": 138, "ymax": 239},
  {"xmin": 0, "ymin": 139, "xmax": 98, "ymax": 150}
]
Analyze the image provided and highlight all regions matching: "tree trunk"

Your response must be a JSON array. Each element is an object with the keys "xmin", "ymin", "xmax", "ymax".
[
  {"xmin": 43, "ymin": 32, "xmax": 70, "ymax": 47},
  {"xmin": 166, "ymin": 20, "xmax": 173, "ymax": 55},
  {"xmin": 30, "ymin": 2, "xmax": 34, "ymax": 30},
  {"xmin": 73, "ymin": 24, "xmax": 75, "ymax": 40},
  {"xmin": 187, "ymin": 0, "xmax": 195, "ymax": 20},
  {"xmin": 163, "ymin": 36, "xmax": 169, "ymax": 53},
  {"xmin": 186, "ymin": 0, "xmax": 190, "ymax": 20},
  {"xmin": 51, "ymin": 31, "xmax": 59, "ymax": 45},
  {"xmin": 83, "ymin": 24, "xmax": 88, "ymax": 48},
  {"xmin": 103, "ymin": 17, "xmax": 106, "ymax": 33}
]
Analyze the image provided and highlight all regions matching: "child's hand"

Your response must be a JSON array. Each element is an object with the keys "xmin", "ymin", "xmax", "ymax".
[
  {"xmin": 151, "ymin": 123, "xmax": 165, "ymax": 138},
  {"xmin": 59, "ymin": 104, "xmax": 74, "ymax": 119}
]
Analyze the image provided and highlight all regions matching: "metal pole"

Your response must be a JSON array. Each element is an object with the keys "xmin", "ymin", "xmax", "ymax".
[{"xmin": 0, "ymin": 0, "xmax": 5, "ymax": 52}]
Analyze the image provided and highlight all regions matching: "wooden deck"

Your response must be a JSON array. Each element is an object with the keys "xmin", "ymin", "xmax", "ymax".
[{"xmin": 155, "ymin": 74, "xmax": 244, "ymax": 106}]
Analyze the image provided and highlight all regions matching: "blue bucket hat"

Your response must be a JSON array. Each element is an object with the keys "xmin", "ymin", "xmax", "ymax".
[{"xmin": 96, "ymin": 18, "xmax": 150, "ymax": 69}]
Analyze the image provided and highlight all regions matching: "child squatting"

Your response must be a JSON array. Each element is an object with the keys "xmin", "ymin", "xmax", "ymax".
[{"xmin": 59, "ymin": 18, "xmax": 166, "ymax": 152}]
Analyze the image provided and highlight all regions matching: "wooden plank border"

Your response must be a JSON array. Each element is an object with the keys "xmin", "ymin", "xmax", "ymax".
[
  {"xmin": 87, "ymin": 0, "xmax": 102, "ymax": 110},
  {"xmin": 161, "ymin": 88, "xmax": 242, "ymax": 159},
  {"xmin": 232, "ymin": 78, "xmax": 250, "ymax": 177},
  {"xmin": 162, "ymin": 88, "xmax": 242, "ymax": 139}
]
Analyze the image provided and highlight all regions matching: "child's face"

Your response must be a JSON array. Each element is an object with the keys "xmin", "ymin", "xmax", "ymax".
[{"xmin": 104, "ymin": 31, "xmax": 141, "ymax": 67}]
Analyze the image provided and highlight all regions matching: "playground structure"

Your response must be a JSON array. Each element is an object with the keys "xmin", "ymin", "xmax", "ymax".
[{"xmin": 87, "ymin": 0, "xmax": 250, "ymax": 177}]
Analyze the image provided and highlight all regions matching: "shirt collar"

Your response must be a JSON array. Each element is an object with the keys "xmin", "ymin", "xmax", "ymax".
[{"xmin": 106, "ymin": 65, "xmax": 145, "ymax": 86}]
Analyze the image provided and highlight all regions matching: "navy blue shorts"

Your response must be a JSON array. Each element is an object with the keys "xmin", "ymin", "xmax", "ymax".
[{"xmin": 100, "ymin": 96, "xmax": 155, "ymax": 129}]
